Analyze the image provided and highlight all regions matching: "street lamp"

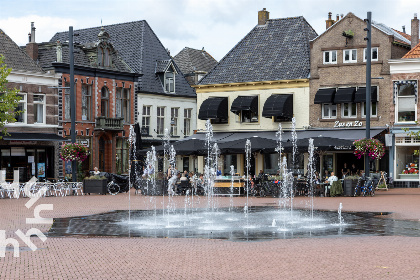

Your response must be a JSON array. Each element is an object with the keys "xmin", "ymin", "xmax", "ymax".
[
  {"xmin": 69, "ymin": 26, "xmax": 77, "ymax": 183},
  {"xmin": 364, "ymin": 12, "xmax": 372, "ymax": 177}
]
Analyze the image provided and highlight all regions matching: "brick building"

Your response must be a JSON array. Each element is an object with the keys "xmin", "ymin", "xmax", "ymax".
[
  {"xmin": 34, "ymin": 26, "xmax": 138, "ymax": 175},
  {"xmin": 309, "ymin": 12, "xmax": 413, "ymax": 177},
  {"xmin": 0, "ymin": 25, "xmax": 62, "ymax": 181}
]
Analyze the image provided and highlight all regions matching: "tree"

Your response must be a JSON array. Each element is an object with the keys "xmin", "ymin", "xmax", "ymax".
[{"xmin": 0, "ymin": 54, "xmax": 21, "ymax": 139}]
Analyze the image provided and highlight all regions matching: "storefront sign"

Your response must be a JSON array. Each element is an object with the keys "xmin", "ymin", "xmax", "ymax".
[
  {"xmin": 334, "ymin": 146, "xmax": 353, "ymax": 150},
  {"xmin": 334, "ymin": 120, "xmax": 363, "ymax": 128},
  {"xmin": 78, "ymin": 139, "xmax": 90, "ymax": 147},
  {"xmin": 9, "ymin": 141, "xmax": 37, "ymax": 145}
]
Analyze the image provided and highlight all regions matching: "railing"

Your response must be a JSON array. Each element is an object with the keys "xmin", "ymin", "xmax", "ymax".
[{"xmin": 95, "ymin": 117, "xmax": 124, "ymax": 130}]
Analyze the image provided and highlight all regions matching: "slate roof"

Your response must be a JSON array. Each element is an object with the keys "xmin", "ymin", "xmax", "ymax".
[
  {"xmin": 402, "ymin": 42, "xmax": 420, "ymax": 58},
  {"xmin": 155, "ymin": 59, "xmax": 172, "ymax": 73},
  {"xmin": 173, "ymin": 47, "xmax": 218, "ymax": 74},
  {"xmin": 35, "ymin": 42, "xmax": 133, "ymax": 73},
  {"xmin": 198, "ymin": 16, "xmax": 317, "ymax": 85},
  {"xmin": 0, "ymin": 29, "xmax": 43, "ymax": 72},
  {"xmin": 50, "ymin": 21, "xmax": 195, "ymax": 97}
]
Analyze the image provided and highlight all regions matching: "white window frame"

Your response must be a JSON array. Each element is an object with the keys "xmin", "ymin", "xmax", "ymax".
[
  {"xmin": 142, "ymin": 105, "xmax": 151, "ymax": 135},
  {"xmin": 323, "ymin": 50, "xmax": 337, "ymax": 64},
  {"xmin": 364, "ymin": 47, "xmax": 378, "ymax": 62},
  {"xmin": 157, "ymin": 106, "xmax": 165, "ymax": 135},
  {"xmin": 13, "ymin": 93, "xmax": 27, "ymax": 124},
  {"xmin": 170, "ymin": 107, "xmax": 179, "ymax": 136},
  {"xmin": 341, "ymin": 102, "xmax": 357, "ymax": 118},
  {"xmin": 64, "ymin": 82, "xmax": 70, "ymax": 120},
  {"xmin": 322, "ymin": 103, "xmax": 337, "ymax": 119},
  {"xmin": 343, "ymin": 49, "xmax": 357, "ymax": 63},
  {"xmin": 362, "ymin": 102, "xmax": 378, "ymax": 118},
  {"xmin": 184, "ymin": 108, "xmax": 192, "ymax": 136},
  {"xmin": 395, "ymin": 82, "xmax": 417, "ymax": 123},
  {"xmin": 81, "ymin": 84, "xmax": 92, "ymax": 121},
  {"xmin": 33, "ymin": 94, "xmax": 46, "ymax": 124},
  {"xmin": 164, "ymin": 71, "xmax": 175, "ymax": 93}
]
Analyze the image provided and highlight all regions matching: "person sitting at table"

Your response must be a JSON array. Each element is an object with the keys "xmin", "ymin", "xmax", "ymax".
[
  {"xmin": 323, "ymin": 169, "xmax": 329, "ymax": 181},
  {"xmin": 325, "ymin": 171, "xmax": 338, "ymax": 196},
  {"xmin": 93, "ymin": 167, "xmax": 100, "ymax": 175}
]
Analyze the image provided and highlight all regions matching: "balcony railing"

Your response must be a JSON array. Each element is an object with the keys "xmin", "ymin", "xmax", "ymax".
[{"xmin": 95, "ymin": 117, "xmax": 124, "ymax": 131}]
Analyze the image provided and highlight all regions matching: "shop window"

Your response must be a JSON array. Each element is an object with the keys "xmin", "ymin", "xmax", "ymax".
[
  {"xmin": 142, "ymin": 106, "xmax": 151, "ymax": 135},
  {"xmin": 343, "ymin": 49, "xmax": 357, "ymax": 63},
  {"xmin": 396, "ymin": 82, "xmax": 416, "ymax": 122},
  {"xmin": 362, "ymin": 102, "xmax": 377, "ymax": 118},
  {"xmin": 14, "ymin": 93, "xmax": 27, "ymax": 123},
  {"xmin": 184, "ymin": 109, "xmax": 192, "ymax": 136},
  {"xmin": 323, "ymin": 50, "xmax": 337, "ymax": 64},
  {"xmin": 264, "ymin": 153, "xmax": 279, "ymax": 175},
  {"xmin": 81, "ymin": 84, "xmax": 92, "ymax": 121},
  {"xmin": 341, "ymin": 103, "xmax": 357, "ymax": 118},
  {"xmin": 156, "ymin": 106, "xmax": 165, "ymax": 135},
  {"xmin": 33, "ymin": 94, "xmax": 45, "ymax": 124},
  {"xmin": 395, "ymin": 144, "xmax": 419, "ymax": 180},
  {"xmin": 116, "ymin": 138, "xmax": 129, "ymax": 174},
  {"xmin": 223, "ymin": 154, "xmax": 237, "ymax": 176},
  {"xmin": 364, "ymin": 47, "xmax": 378, "ymax": 62},
  {"xmin": 116, "ymin": 88, "xmax": 130, "ymax": 123},
  {"xmin": 322, "ymin": 103, "xmax": 337, "ymax": 119}
]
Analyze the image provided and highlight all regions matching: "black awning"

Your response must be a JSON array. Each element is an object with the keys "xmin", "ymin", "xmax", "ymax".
[
  {"xmin": 314, "ymin": 88, "xmax": 336, "ymax": 104},
  {"xmin": 230, "ymin": 96, "xmax": 258, "ymax": 114},
  {"xmin": 198, "ymin": 97, "xmax": 228, "ymax": 120},
  {"xmin": 262, "ymin": 94, "xmax": 293, "ymax": 120},
  {"xmin": 3, "ymin": 132, "xmax": 67, "ymax": 141},
  {"xmin": 354, "ymin": 86, "xmax": 378, "ymax": 103},
  {"xmin": 334, "ymin": 87, "xmax": 356, "ymax": 103}
]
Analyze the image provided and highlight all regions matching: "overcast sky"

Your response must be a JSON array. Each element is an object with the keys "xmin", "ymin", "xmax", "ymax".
[{"xmin": 1, "ymin": 0, "xmax": 419, "ymax": 61}]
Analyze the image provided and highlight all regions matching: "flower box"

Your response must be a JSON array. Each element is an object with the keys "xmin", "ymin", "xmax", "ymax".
[{"xmin": 398, "ymin": 174, "xmax": 419, "ymax": 180}]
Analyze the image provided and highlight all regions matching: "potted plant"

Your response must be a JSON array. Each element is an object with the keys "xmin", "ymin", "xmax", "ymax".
[
  {"xmin": 353, "ymin": 138, "xmax": 385, "ymax": 161},
  {"xmin": 342, "ymin": 30, "xmax": 354, "ymax": 38},
  {"xmin": 83, "ymin": 175, "xmax": 108, "ymax": 195},
  {"xmin": 60, "ymin": 143, "xmax": 89, "ymax": 162}
]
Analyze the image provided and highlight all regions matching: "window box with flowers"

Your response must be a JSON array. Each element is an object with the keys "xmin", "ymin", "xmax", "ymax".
[
  {"xmin": 60, "ymin": 143, "xmax": 89, "ymax": 162},
  {"xmin": 353, "ymin": 138, "xmax": 385, "ymax": 161}
]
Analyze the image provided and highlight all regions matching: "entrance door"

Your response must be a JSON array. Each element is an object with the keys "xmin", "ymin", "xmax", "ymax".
[{"xmin": 99, "ymin": 137, "xmax": 106, "ymax": 172}]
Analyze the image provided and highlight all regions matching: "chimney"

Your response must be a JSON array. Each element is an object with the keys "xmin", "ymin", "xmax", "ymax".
[
  {"xmin": 325, "ymin": 12, "xmax": 335, "ymax": 29},
  {"xmin": 26, "ymin": 22, "xmax": 38, "ymax": 60},
  {"xmin": 258, "ymin": 8, "xmax": 269, "ymax": 25},
  {"xmin": 336, "ymin": 14, "xmax": 339, "ymax": 21},
  {"xmin": 402, "ymin": 25, "xmax": 406, "ymax": 33},
  {"xmin": 412, "ymin": 13, "xmax": 419, "ymax": 49}
]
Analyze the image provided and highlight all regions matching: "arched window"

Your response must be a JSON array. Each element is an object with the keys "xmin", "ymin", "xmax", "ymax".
[{"xmin": 101, "ymin": 86, "xmax": 109, "ymax": 117}]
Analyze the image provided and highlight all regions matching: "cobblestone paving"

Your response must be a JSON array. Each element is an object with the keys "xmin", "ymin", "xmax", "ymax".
[{"xmin": 1, "ymin": 188, "xmax": 419, "ymax": 279}]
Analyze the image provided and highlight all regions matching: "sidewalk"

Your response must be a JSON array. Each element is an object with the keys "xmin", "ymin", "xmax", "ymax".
[{"xmin": 1, "ymin": 188, "xmax": 419, "ymax": 279}]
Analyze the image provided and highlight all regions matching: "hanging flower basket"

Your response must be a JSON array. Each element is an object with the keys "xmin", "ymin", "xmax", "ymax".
[
  {"xmin": 353, "ymin": 138, "xmax": 385, "ymax": 160},
  {"xmin": 60, "ymin": 143, "xmax": 89, "ymax": 162}
]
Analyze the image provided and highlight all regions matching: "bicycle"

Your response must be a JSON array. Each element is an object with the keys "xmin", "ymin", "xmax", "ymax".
[
  {"xmin": 107, "ymin": 181, "xmax": 120, "ymax": 195},
  {"xmin": 353, "ymin": 176, "xmax": 364, "ymax": 197},
  {"xmin": 364, "ymin": 177, "xmax": 375, "ymax": 197}
]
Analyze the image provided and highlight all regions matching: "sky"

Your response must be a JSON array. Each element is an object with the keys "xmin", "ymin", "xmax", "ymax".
[{"xmin": 1, "ymin": 0, "xmax": 419, "ymax": 61}]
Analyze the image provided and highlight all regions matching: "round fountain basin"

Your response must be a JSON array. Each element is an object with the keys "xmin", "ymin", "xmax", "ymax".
[{"xmin": 47, "ymin": 206, "xmax": 420, "ymax": 241}]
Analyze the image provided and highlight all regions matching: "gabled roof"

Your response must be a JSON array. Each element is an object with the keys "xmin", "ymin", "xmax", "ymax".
[
  {"xmin": 155, "ymin": 59, "xmax": 177, "ymax": 74},
  {"xmin": 199, "ymin": 16, "xmax": 317, "ymax": 85},
  {"xmin": 173, "ymin": 47, "xmax": 218, "ymax": 74},
  {"xmin": 402, "ymin": 42, "xmax": 420, "ymax": 58},
  {"xmin": 50, "ymin": 21, "xmax": 195, "ymax": 97},
  {"xmin": 0, "ymin": 29, "xmax": 43, "ymax": 72}
]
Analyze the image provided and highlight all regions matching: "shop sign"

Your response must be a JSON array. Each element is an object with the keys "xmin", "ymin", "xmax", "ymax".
[
  {"xmin": 9, "ymin": 141, "xmax": 37, "ymax": 145},
  {"xmin": 78, "ymin": 139, "xmax": 90, "ymax": 147},
  {"xmin": 334, "ymin": 120, "xmax": 363, "ymax": 128},
  {"xmin": 334, "ymin": 146, "xmax": 353, "ymax": 150}
]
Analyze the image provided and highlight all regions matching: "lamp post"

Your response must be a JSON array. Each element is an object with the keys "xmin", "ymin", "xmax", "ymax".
[
  {"xmin": 69, "ymin": 26, "xmax": 77, "ymax": 183},
  {"xmin": 364, "ymin": 12, "xmax": 372, "ymax": 177}
]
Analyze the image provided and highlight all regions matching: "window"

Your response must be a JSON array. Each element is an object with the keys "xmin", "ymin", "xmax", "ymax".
[
  {"xmin": 396, "ymin": 82, "xmax": 416, "ymax": 122},
  {"xmin": 322, "ymin": 103, "xmax": 337, "ymax": 119},
  {"xmin": 343, "ymin": 49, "xmax": 357, "ymax": 63},
  {"xmin": 157, "ymin": 107, "xmax": 165, "ymax": 135},
  {"xmin": 116, "ymin": 138, "xmax": 129, "ymax": 174},
  {"xmin": 100, "ymin": 87, "xmax": 109, "ymax": 117},
  {"xmin": 33, "ymin": 94, "xmax": 45, "ymax": 124},
  {"xmin": 341, "ymin": 103, "xmax": 357, "ymax": 118},
  {"xmin": 142, "ymin": 106, "xmax": 151, "ymax": 135},
  {"xmin": 184, "ymin": 109, "xmax": 192, "ymax": 136},
  {"xmin": 323, "ymin": 50, "xmax": 337, "ymax": 64},
  {"xmin": 241, "ymin": 110, "xmax": 258, "ymax": 123},
  {"xmin": 81, "ymin": 84, "xmax": 92, "ymax": 121},
  {"xmin": 362, "ymin": 102, "xmax": 378, "ymax": 118},
  {"xmin": 170, "ymin": 108, "xmax": 179, "ymax": 136},
  {"xmin": 364, "ymin": 47, "xmax": 378, "ymax": 62},
  {"xmin": 165, "ymin": 72, "xmax": 175, "ymax": 93},
  {"xmin": 116, "ymin": 88, "xmax": 130, "ymax": 123},
  {"xmin": 14, "ymin": 93, "xmax": 26, "ymax": 123},
  {"xmin": 64, "ymin": 82, "xmax": 70, "ymax": 120}
]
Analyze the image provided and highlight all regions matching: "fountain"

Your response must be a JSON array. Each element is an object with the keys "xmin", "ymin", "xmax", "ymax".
[{"xmin": 47, "ymin": 123, "xmax": 420, "ymax": 242}]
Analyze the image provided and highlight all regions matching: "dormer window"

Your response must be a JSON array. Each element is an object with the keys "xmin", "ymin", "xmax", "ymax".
[
  {"xmin": 156, "ymin": 60, "xmax": 178, "ymax": 93},
  {"xmin": 98, "ymin": 47, "xmax": 111, "ymax": 67}
]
